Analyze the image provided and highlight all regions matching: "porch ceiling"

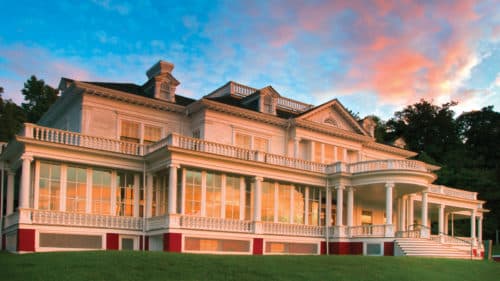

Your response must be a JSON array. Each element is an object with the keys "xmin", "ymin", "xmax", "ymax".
[{"xmin": 343, "ymin": 182, "xmax": 426, "ymax": 207}]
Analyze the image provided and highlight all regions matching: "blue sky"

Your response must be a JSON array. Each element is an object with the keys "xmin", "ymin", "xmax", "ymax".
[{"xmin": 1, "ymin": 0, "xmax": 498, "ymax": 119}]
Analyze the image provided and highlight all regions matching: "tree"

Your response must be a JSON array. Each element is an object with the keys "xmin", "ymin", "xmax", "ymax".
[
  {"xmin": 385, "ymin": 99, "xmax": 460, "ymax": 164},
  {"xmin": 21, "ymin": 75, "xmax": 59, "ymax": 123},
  {"xmin": 0, "ymin": 86, "xmax": 26, "ymax": 142}
]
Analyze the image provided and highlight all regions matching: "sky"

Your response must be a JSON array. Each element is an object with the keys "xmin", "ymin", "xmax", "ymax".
[{"xmin": 0, "ymin": 0, "xmax": 499, "ymax": 119}]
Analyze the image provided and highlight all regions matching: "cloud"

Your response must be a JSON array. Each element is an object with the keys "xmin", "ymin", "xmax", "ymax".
[{"xmin": 91, "ymin": 0, "xmax": 130, "ymax": 15}]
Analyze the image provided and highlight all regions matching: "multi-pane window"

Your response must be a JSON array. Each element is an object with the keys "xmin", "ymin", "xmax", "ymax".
[
  {"xmin": 263, "ymin": 95, "xmax": 274, "ymax": 113},
  {"xmin": 225, "ymin": 175, "xmax": 240, "ymax": 219},
  {"xmin": 153, "ymin": 174, "xmax": 168, "ymax": 216},
  {"xmin": 184, "ymin": 170, "xmax": 202, "ymax": 215},
  {"xmin": 308, "ymin": 187, "xmax": 320, "ymax": 226},
  {"xmin": 120, "ymin": 120, "xmax": 140, "ymax": 143},
  {"xmin": 254, "ymin": 137, "xmax": 269, "ymax": 152},
  {"xmin": 261, "ymin": 181, "xmax": 275, "ymax": 222},
  {"xmin": 39, "ymin": 162, "xmax": 61, "ymax": 210},
  {"xmin": 324, "ymin": 144, "xmax": 335, "ymax": 164},
  {"xmin": 292, "ymin": 186, "xmax": 305, "ymax": 224},
  {"xmin": 66, "ymin": 166, "xmax": 87, "ymax": 213},
  {"xmin": 278, "ymin": 184, "xmax": 291, "ymax": 223},
  {"xmin": 144, "ymin": 125, "xmax": 162, "ymax": 145},
  {"xmin": 116, "ymin": 172, "xmax": 134, "ymax": 216},
  {"xmin": 314, "ymin": 142, "xmax": 322, "ymax": 162},
  {"xmin": 245, "ymin": 179, "xmax": 254, "ymax": 220},
  {"xmin": 92, "ymin": 169, "xmax": 112, "ymax": 215},
  {"xmin": 206, "ymin": 172, "xmax": 222, "ymax": 217},
  {"xmin": 235, "ymin": 133, "xmax": 251, "ymax": 150}
]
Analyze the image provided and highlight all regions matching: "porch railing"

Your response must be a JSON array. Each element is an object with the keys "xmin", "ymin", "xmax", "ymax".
[
  {"xmin": 428, "ymin": 185, "xmax": 477, "ymax": 200},
  {"xmin": 262, "ymin": 222, "xmax": 324, "ymax": 237},
  {"xmin": 347, "ymin": 159, "xmax": 431, "ymax": 173},
  {"xmin": 180, "ymin": 215, "xmax": 253, "ymax": 233},
  {"xmin": 348, "ymin": 224, "xmax": 386, "ymax": 237}
]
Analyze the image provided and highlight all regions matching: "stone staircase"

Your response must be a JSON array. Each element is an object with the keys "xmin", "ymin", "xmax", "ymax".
[{"xmin": 395, "ymin": 238, "xmax": 473, "ymax": 259}]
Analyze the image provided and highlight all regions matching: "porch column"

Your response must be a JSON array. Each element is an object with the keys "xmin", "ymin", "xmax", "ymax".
[
  {"xmin": 438, "ymin": 204, "xmax": 445, "ymax": 243},
  {"xmin": 293, "ymin": 137, "xmax": 300, "ymax": 158},
  {"xmin": 385, "ymin": 182, "xmax": 394, "ymax": 237},
  {"xmin": 470, "ymin": 209, "xmax": 477, "ymax": 246},
  {"xmin": 334, "ymin": 184, "xmax": 345, "ymax": 237},
  {"xmin": 19, "ymin": 154, "xmax": 33, "ymax": 209},
  {"xmin": 168, "ymin": 164, "xmax": 179, "ymax": 214},
  {"xmin": 444, "ymin": 213, "xmax": 449, "ymax": 235},
  {"xmin": 408, "ymin": 195, "xmax": 414, "ymax": 230},
  {"xmin": 478, "ymin": 216, "xmax": 483, "ymax": 244},
  {"xmin": 6, "ymin": 170, "xmax": 15, "ymax": 215},
  {"xmin": 146, "ymin": 173, "xmax": 153, "ymax": 217},
  {"xmin": 253, "ymin": 177, "xmax": 263, "ymax": 221},
  {"xmin": 347, "ymin": 187, "xmax": 354, "ymax": 227},
  {"xmin": 400, "ymin": 196, "xmax": 407, "ymax": 231},
  {"xmin": 420, "ymin": 191, "xmax": 429, "ymax": 238},
  {"xmin": 325, "ymin": 186, "xmax": 332, "ymax": 227}
]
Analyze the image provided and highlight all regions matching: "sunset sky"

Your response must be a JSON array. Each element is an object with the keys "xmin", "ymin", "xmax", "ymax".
[{"xmin": 1, "ymin": 0, "xmax": 498, "ymax": 119}]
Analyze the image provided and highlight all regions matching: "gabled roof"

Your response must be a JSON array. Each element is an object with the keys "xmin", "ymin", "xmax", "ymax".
[{"xmin": 296, "ymin": 98, "xmax": 369, "ymax": 136}]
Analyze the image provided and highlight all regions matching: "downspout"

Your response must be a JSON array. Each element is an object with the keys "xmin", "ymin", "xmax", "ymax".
[{"xmin": 142, "ymin": 160, "xmax": 146, "ymax": 251}]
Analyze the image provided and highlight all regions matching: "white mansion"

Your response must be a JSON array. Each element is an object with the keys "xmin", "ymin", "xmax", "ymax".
[{"xmin": 0, "ymin": 61, "xmax": 486, "ymax": 257}]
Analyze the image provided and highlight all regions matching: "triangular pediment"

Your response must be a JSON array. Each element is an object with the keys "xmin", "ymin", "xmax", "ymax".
[{"xmin": 296, "ymin": 99, "xmax": 369, "ymax": 135}]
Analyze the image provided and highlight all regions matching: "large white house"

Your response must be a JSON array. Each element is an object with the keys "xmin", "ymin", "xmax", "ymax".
[{"xmin": 0, "ymin": 61, "xmax": 486, "ymax": 257}]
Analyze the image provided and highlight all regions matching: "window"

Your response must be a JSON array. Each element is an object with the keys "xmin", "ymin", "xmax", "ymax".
[
  {"xmin": 261, "ymin": 182, "xmax": 275, "ymax": 222},
  {"xmin": 278, "ymin": 184, "xmax": 291, "ymax": 223},
  {"xmin": 225, "ymin": 175, "xmax": 240, "ymax": 219},
  {"xmin": 192, "ymin": 129, "xmax": 201, "ymax": 139},
  {"xmin": 235, "ymin": 133, "xmax": 251, "ymax": 150},
  {"xmin": 184, "ymin": 170, "xmax": 202, "ymax": 216},
  {"xmin": 144, "ymin": 125, "xmax": 162, "ymax": 145},
  {"xmin": 120, "ymin": 120, "xmax": 140, "ymax": 143},
  {"xmin": 263, "ymin": 95, "xmax": 274, "ymax": 114},
  {"xmin": 206, "ymin": 172, "xmax": 222, "ymax": 218},
  {"xmin": 245, "ymin": 179, "xmax": 254, "ymax": 220},
  {"xmin": 292, "ymin": 186, "xmax": 305, "ymax": 224},
  {"xmin": 324, "ymin": 144, "xmax": 334, "ymax": 164},
  {"xmin": 66, "ymin": 166, "xmax": 87, "ymax": 213},
  {"xmin": 116, "ymin": 172, "xmax": 134, "ymax": 217},
  {"xmin": 39, "ymin": 162, "xmax": 61, "ymax": 210},
  {"xmin": 254, "ymin": 137, "xmax": 269, "ymax": 152},
  {"xmin": 308, "ymin": 187, "xmax": 320, "ymax": 226},
  {"xmin": 153, "ymin": 174, "xmax": 168, "ymax": 216},
  {"xmin": 92, "ymin": 169, "xmax": 112, "ymax": 215}
]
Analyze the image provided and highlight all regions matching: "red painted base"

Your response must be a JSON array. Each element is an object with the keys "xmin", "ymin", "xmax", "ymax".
[
  {"xmin": 17, "ymin": 229, "xmax": 35, "ymax": 252},
  {"xmin": 253, "ymin": 238, "xmax": 263, "ymax": 255},
  {"xmin": 384, "ymin": 242, "xmax": 394, "ymax": 256},
  {"xmin": 106, "ymin": 233, "xmax": 119, "ymax": 250},
  {"xmin": 140, "ymin": 236, "xmax": 149, "ymax": 251},
  {"xmin": 1, "ymin": 234, "xmax": 5, "ymax": 250},
  {"xmin": 163, "ymin": 233, "xmax": 182, "ymax": 252}
]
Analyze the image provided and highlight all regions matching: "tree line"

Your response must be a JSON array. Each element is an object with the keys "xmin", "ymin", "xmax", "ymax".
[{"xmin": 0, "ymin": 76, "xmax": 499, "ymax": 240}]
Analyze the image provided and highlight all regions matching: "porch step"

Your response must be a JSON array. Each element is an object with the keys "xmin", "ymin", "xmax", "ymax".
[{"xmin": 395, "ymin": 238, "xmax": 472, "ymax": 259}]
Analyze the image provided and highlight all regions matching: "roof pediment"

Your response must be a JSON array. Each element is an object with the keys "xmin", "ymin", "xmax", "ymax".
[{"xmin": 296, "ymin": 99, "xmax": 369, "ymax": 136}]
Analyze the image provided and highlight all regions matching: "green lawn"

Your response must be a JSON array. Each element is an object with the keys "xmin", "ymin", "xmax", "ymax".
[{"xmin": 0, "ymin": 251, "xmax": 498, "ymax": 281}]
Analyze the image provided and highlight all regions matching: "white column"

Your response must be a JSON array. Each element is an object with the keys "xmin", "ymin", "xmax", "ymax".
[
  {"xmin": 438, "ymin": 204, "xmax": 445, "ymax": 234},
  {"xmin": 470, "ymin": 209, "xmax": 476, "ymax": 244},
  {"xmin": 273, "ymin": 182, "xmax": 278, "ymax": 223},
  {"xmin": 421, "ymin": 192, "xmax": 428, "ymax": 227},
  {"xmin": 19, "ymin": 154, "xmax": 33, "ymax": 209},
  {"xmin": 310, "ymin": 141, "xmax": 315, "ymax": 161},
  {"xmin": 146, "ymin": 173, "xmax": 153, "ymax": 217},
  {"xmin": 239, "ymin": 177, "xmax": 245, "ymax": 220},
  {"xmin": 320, "ymin": 143, "xmax": 325, "ymax": 163},
  {"xmin": 478, "ymin": 216, "xmax": 483, "ymax": 244},
  {"xmin": 333, "ymin": 146, "xmax": 338, "ymax": 162},
  {"xmin": 400, "ymin": 196, "xmax": 407, "ymax": 231},
  {"xmin": 293, "ymin": 137, "xmax": 300, "ymax": 158},
  {"xmin": 6, "ymin": 171, "xmax": 15, "ymax": 215},
  {"xmin": 444, "ymin": 213, "xmax": 449, "ymax": 234},
  {"xmin": 385, "ymin": 183, "xmax": 394, "ymax": 225},
  {"xmin": 290, "ymin": 184, "xmax": 295, "ymax": 224},
  {"xmin": 85, "ymin": 168, "xmax": 92, "ymax": 213},
  {"xmin": 201, "ymin": 171, "xmax": 207, "ymax": 216},
  {"xmin": 133, "ymin": 173, "xmax": 141, "ymax": 217},
  {"xmin": 408, "ymin": 195, "xmax": 414, "ymax": 229},
  {"xmin": 325, "ymin": 186, "xmax": 332, "ymax": 227},
  {"xmin": 335, "ymin": 185, "xmax": 344, "ymax": 226},
  {"xmin": 60, "ymin": 165, "xmax": 67, "ymax": 212},
  {"xmin": 221, "ymin": 174, "xmax": 226, "ymax": 219},
  {"xmin": 110, "ymin": 171, "xmax": 117, "ymax": 216},
  {"xmin": 343, "ymin": 148, "xmax": 348, "ymax": 162},
  {"xmin": 347, "ymin": 187, "xmax": 354, "ymax": 227},
  {"xmin": 253, "ymin": 177, "xmax": 263, "ymax": 221},
  {"xmin": 168, "ymin": 164, "xmax": 179, "ymax": 214},
  {"xmin": 304, "ymin": 187, "xmax": 309, "ymax": 225}
]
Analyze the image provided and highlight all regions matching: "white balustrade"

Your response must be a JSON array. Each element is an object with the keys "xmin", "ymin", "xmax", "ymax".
[
  {"xmin": 277, "ymin": 97, "xmax": 313, "ymax": 112},
  {"xmin": 347, "ymin": 159, "xmax": 429, "ymax": 174},
  {"xmin": 180, "ymin": 215, "xmax": 253, "ymax": 233},
  {"xmin": 24, "ymin": 123, "xmax": 143, "ymax": 156},
  {"xmin": 146, "ymin": 215, "xmax": 169, "ymax": 231},
  {"xmin": 31, "ymin": 210, "xmax": 143, "ymax": 230},
  {"xmin": 428, "ymin": 185, "xmax": 477, "ymax": 200},
  {"xmin": 262, "ymin": 222, "xmax": 324, "ymax": 237},
  {"xmin": 3, "ymin": 212, "xmax": 20, "ymax": 229},
  {"xmin": 348, "ymin": 224, "xmax": 386, "ymax": 237}
]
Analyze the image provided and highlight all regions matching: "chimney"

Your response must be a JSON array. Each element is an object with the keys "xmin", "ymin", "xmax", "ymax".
[{"xmin": 144, "ymin": 60, "xmax": 180, "ymax": 103}]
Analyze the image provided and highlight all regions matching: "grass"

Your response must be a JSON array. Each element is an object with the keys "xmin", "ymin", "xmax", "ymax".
[
  {"xmin": 0, "ymin": 251, "xmax": 498, "ymax": 281},
  {"xmin": 493, "ymin": 244, "xmax": 500, "ymax": 255}
]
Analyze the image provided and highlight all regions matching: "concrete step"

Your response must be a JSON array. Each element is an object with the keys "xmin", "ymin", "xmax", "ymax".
[{"xmin": 395, "ymin": 238, "xmax": 472, "ymax": 259}]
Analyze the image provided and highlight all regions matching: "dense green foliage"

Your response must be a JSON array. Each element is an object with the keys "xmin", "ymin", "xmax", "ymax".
[
  {"xmin": 20, "ymin": 75, "xmax": 58, "ymax": 123},
  {"xmin": 0, "ymin": 251, "xmax": 498, "ymax": 281},
  {"xmin": 0, "ymin": 87, "xmax": 26, "ymax": 142},
  {"xmin": 376, "ymin": 101, "xmax": 500, "ymax": 240}
]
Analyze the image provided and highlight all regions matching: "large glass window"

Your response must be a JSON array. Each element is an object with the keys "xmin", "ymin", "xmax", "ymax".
[
  {"xmin": 278, "ymin": 184, "xmax": 291, "ymax": 223},
  {"xmin": 261, "ymin": 181, "xmax": 275, "ymax": 222},
  {"xmin": 144, "ymin": 125, "xmax": 162, "ymax": 145},
  {"xmin": 292, "ymin": 186, "xmax": 305, "ymax": 224},
  {"xmin": 116, "ymin": 172, "xmax": 134, "ymax": 216},
  {"xmin": 225, "ymin": 175, "xmax": 240, "ymax": 219},
  {"xmin": 314, "ymin": 142, "xmax": 322, "ymax": 162},
  {"xmin": 206, "ymin": 172, "xmax": 222, "ymax": 217},
  {"xmin": 120, "ymin": 120, "xmax": 140, "ymax": 143},
  {"xmin": 92, "ymin": 169, "xmax": 112, "ymax": 215},
  {"xmin": 153, "ymin": 174, "xmax": 168, "ymax": 216},
  {"xmin": 245, "ymin": 179, "xmax": 254, "ymax": 220},
  {"xmin": 39, "ymin": 162, "xmax": 61, "ymax": 210},
  {"xmin": 184, "ymin": 170, "xmax": 202, "ymax": 216},
  {"xmin": 66, "ymin": 166, "xmax": 86, "ymax": 213},
  {"xmin": 308, "ymin": 187, "xmax": 320, "ymax": 226}
]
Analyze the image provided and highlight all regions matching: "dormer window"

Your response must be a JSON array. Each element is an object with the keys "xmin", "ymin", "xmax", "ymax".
[
  {"xmin": 160, "ymin": 82, "xmax": 171, "ymax": 100},
  {"xmin": 263, "ymin": 95, "xmax": 274, "ymax": 114}
]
